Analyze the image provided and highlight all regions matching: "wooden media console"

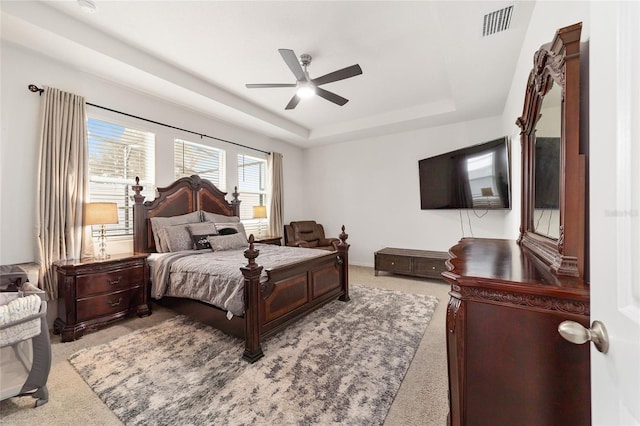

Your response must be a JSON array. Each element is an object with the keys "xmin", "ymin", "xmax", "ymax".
[{"xmin": 374, "ymin": 247, "xmax": 448, "ymax": 281}]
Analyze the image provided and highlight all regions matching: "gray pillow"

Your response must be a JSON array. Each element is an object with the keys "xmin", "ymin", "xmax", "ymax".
[
  {"xmin": 201, "ymin": 211, "xmax": 240, "ymax": 224},
  {"xmin": 150, "ymin": 211, "xmax": 201, "ymax": 252},
  {"xmin": 207, "ymin": 233, "xmax": 249, "ymax": 251},
  {"xmin": 162, "ymin": 224, "xmax": 194, "ymax": 252},
  {"xmin": 188, "ymin": 221, "xmax": 217, "ymax": 236}
]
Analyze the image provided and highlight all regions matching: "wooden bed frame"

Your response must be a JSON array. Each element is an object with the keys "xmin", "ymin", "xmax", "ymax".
[{"xmin": 131, "ymin": 175, "xmax": 350, "ymax": 362}]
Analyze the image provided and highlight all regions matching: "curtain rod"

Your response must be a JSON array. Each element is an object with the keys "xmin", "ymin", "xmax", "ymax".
[{"xmin": 28, "ymin": 84, "xmax": 271, "ymax": 156}]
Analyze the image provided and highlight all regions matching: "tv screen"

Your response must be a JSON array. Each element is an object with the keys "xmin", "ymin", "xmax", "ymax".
[{"xmin": 419, "ymin": 137, "xmax": 511, "ymax": 209}]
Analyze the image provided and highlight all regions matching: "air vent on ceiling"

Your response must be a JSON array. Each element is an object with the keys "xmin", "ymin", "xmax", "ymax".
[{"xmin": 482, "ymin": 5, "xmax": 514, "ymax": 37}]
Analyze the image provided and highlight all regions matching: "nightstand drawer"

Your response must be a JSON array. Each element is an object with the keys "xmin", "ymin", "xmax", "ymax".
[
  {"xmin": 376, "ymin": 254, "xmax": 412, "ymax": 274},
  {"xmin": 77, "ymin": 265, "xmax": 144, "ymax": 297},
  {"xmin": 77, "ymin": 287, "xmax": 143, "ymax": 322}
]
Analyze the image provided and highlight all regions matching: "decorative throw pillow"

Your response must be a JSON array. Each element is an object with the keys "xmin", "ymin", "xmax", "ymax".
[
  {"xmin": 150, "ymin": 211, "xmax": 201, "ymax": 252},
  {"xmin": 162, "ymin": 224, "xmax": 194, "ymax": 252},
  {"xmin": 191, "ymin": 234, "xmax": 213, "ymax": 250},
  {"xmin": 214, "ymin": 222, "xmax": 248, "ymax": 241},
  {"xmin": 207, "ymin": 233, "xmax": 249, "ymax": 251},
  {"xmin": 187, "ymin": 222, "xmax": 218, "ymax": 250},
  {"xmin": 217, "ymin": 227, "xmax": 238, "ymax": 235}
]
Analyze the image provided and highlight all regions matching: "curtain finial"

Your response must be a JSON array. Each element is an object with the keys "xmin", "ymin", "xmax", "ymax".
[{"xmin": 28, "ymin": 84, "xmax": 44, "ymax": 96}]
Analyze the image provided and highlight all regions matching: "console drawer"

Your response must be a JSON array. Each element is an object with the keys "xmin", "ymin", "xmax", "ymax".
[
  {"xmin": 376, "ymin": 254, "xmax": 412, "ymax": 274},
  {"xmin": 413, "ymin": 258, "xmax": 447, "ymax": 279}
]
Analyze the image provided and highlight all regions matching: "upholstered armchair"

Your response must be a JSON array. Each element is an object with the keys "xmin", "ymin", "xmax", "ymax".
[{"xmin": 284, "ymin": 221, "xmax": 339, "ymax": 251}]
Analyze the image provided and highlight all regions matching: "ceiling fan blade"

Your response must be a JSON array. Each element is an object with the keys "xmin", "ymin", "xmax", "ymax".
[
  {"xmin": 285, "ymin": 94, "xmax": 301, "ymax": 110},
  {"xmin": 315, "ymin": 87, "xmax": 348, "ymax": 106},
  {"xmin": 279, "ymin": 49, "xmax": 306, "ymax": 82},
  {"xmin": 245, "ymin": 83, "xmax": 297, "ymax": 88},
  {"xmin": 312, "ymin": 64, "xmax": 362, "ymax": 86}
]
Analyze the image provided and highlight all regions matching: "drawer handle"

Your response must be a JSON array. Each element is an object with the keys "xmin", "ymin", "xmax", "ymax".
[
  {"xmin": 108, "ymin": 277, "xmax": 122, "ymax": 285},
  {"xmin": 107, "ymin": 297, "xmax": 122, "ymax": 307},
  {"xmin": 391, "ymin": 262, "xmax": 395, "ymax": 265},
  {"xmin": 432, "ymin": 266, "xmax": 436, "ymax": 269}
]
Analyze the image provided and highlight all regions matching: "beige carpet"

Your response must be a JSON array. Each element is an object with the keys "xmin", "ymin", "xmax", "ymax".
[{"xmin": 0, "ymin": 265, "xmax": 450, "ymax": 425}]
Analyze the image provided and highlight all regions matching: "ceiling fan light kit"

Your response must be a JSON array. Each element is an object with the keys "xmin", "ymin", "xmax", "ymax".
[
  {"xmin": 246, "ymin": 49, "xmax": 362, "ymax": 110},
  {"xmin": 296, "ymin": 82, "xmax": 316, "ymax": 98}
]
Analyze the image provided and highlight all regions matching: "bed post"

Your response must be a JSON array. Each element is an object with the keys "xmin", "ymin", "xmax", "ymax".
[
  {"xmin": 240, "ymin": 235, "xmax": 264, "ymax": 363},
  {"xmin": 132, "ymin": 177, "xmax": 146, "ymax": 254},
  {"xmin": 337, "ymin": 225, "xmax": 350, "ymax": 302},
  {"xmin": 231, "ymin": 186, "xmax": 241, "ymax": 217}
]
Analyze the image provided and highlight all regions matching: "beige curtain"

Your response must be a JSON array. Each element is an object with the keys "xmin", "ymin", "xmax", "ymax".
[
  {"xmin": 35, "ymin": 86, "xmax": 92, "ymax": 300},
  {"xmin": 267, "ymin": 152, "xmax": 284, "ymax": 237}
]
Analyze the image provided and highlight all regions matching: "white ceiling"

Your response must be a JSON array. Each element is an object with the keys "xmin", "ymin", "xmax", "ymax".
[{"xmin": 1, "ymin": 1, "xmax": 535, "ymax": 147}]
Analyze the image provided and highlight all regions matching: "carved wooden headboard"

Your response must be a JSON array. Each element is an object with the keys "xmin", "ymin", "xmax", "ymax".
[{"xmin": 132, "ymin": 175, "xmax": 240, "ymax": 253}]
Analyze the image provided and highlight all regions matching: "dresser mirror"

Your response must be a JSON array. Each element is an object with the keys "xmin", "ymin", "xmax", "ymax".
[
  {"xmin": 517, "ymin": 22, "xmax": 586, "ymax": 278},
  {"xmin": 533, "ymin": 82, "xmax": 561, "ymax": 239}
]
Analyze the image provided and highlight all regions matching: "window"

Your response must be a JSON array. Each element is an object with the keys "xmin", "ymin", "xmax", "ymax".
[
  {"xmin": 237, "ymin": 154, "xmax": 268, "ymax": 236},
  {"xmin": 88, "ymin": 118, "xmax": 155, "ymax": 237},
  {"xmin": 174, "ymin": 140, "xmax": 226, "ymax": 190}
]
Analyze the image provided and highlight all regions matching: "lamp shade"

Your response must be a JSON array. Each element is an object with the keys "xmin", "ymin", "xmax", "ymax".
[
  {"xmin": 252, "ymin": 205, "xmax": 267, "ymax": 219},
  {"xmin": 85, "ymin": 202, "xmax": 119, "ymax": 225}
]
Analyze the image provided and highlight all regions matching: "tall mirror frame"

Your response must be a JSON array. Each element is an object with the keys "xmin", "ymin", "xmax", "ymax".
[{"xmin": 516, "ymin": 23, "xmax": 586, "ymax": 278}]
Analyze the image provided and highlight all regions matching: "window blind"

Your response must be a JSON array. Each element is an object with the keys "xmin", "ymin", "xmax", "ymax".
[
  {"xmin": 174, "ymin": 139, "xmax": 226, "ymax": 190},
  {"xmin": 87, "ymin": 118, "xmax": 156, "ymax": 237},
  {"xmin": 237, "ymin": 154, "xmax": 268, "ymax": 236}
]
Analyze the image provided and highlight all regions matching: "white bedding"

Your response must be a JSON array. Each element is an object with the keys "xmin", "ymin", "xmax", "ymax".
[{"xmin": 150, "ymin": 244, "xmax": 329, "ymax": 316}]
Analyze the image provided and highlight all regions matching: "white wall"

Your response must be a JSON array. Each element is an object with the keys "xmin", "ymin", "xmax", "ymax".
[
  {"xmin": 0, "ymin": 41, "xmax": 305, "ymax": 264},
  {"xmin": 302, "ymin": 116, "xmax": 518, "ymax": 267}
]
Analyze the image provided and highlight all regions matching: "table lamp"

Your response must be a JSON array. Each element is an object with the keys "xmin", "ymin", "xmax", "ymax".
[
  {"xmin": 85, "ymin": 202, "xmax": 119, "ymax": 259},
  {"xmin": 252, "ymin": 205, "xmax": 267, "ymax": 238}
]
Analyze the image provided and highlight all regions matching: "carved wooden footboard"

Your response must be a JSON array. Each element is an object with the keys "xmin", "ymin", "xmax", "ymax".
[
  {"xmin": 132, "ymin": 175, "xmax": 350, "ymax": 362},
  {"xmin": 241, "ymin": 230, "xmax": 350, "ymax": 362}
]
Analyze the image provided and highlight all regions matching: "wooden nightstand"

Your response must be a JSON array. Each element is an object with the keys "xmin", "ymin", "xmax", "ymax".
[
  {"xmin": 254, "ymin": 236, "xmax": 282, "ymax": 246},
  {"xmin": 53, "ymin": 253, "xmax": 150, "ymax": 342}
]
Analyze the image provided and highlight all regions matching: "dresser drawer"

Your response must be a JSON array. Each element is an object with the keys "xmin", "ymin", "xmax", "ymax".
[
  {"xmin": 77, "ymin": 287, "xmax": 143, "ymax": 322},
  {"xmin": 376, "ymin": 254, "xmax": 412, "ymax": 274},
  {"xmin": 76, "ymin": 265, "xmax": 144, "ymax": 298}
]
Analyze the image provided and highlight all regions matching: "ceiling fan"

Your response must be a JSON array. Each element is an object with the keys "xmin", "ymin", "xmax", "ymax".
[{"xmin": 245, "ymin": 49, "xmax": 363, "ymax": 110}]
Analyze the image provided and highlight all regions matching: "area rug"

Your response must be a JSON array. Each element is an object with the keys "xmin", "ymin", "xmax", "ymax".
[{"xmin": 69, "ymin": 285, "xmax": 438, "ymax": 425}]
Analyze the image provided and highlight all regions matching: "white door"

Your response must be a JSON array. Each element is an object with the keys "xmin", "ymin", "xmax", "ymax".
[{"xmin": 589, "ymin": 2, "xmax": 640, "ymax": 425}]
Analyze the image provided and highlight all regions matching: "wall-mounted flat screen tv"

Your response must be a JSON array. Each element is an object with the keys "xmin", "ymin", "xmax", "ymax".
[{"xmin": 418, "ymin": 137, "xmax": 511, "ymax": 209}]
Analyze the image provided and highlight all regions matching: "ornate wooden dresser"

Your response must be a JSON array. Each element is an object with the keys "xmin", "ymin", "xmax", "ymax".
[{"xmin": 443, "ymin": 238, "xmax": 590, "ymax": 425}]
